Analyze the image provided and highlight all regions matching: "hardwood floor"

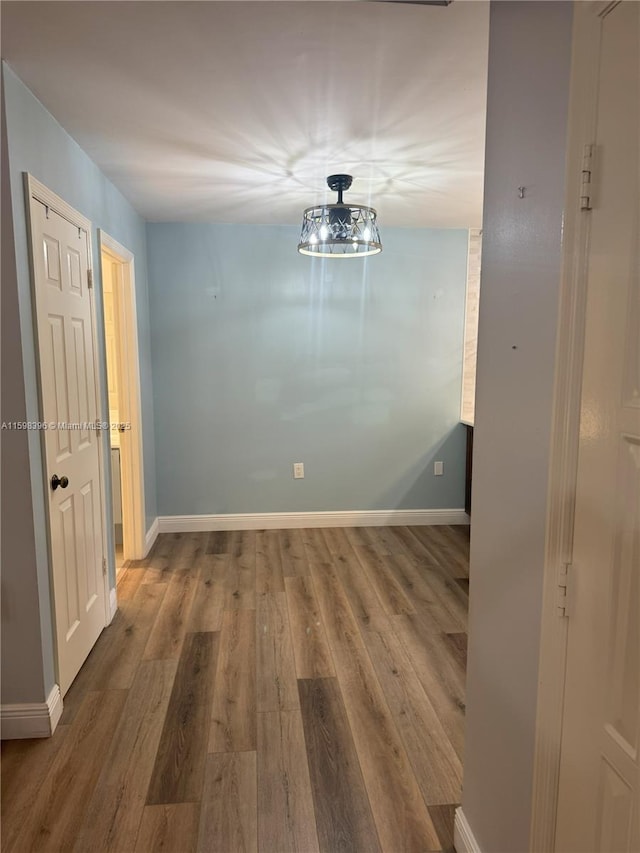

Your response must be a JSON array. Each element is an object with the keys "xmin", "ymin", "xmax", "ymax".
[{"xmin": 1, "ymin": 525, "xmax": 470, "ymax": 853}]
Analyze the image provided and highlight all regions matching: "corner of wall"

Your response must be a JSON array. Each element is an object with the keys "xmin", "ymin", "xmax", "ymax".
[{"xmin": 461, "ymin": 2, "xmax": 574, "ymax": 852}]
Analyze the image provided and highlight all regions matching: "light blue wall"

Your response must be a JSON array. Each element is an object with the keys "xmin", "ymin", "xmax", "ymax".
[
  {"xmin": 1, "ymin": 64, "xmax": 157, "ymax": 702},
  {"xmin": 148, "ymin": 222, "xmax": 468, "ymax": 517}
]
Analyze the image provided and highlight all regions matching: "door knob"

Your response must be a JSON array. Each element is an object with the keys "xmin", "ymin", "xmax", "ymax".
[{"xmin": 51, "ymin": 474, "xmax": 69, "ymax": 491}]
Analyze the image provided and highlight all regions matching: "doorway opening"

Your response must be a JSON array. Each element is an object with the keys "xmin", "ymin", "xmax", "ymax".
[{"xmin": 98, "ymin": 232, "xmax": 146, "ymax": 571}]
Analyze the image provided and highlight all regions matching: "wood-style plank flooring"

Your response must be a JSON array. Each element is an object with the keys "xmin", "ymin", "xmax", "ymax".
[{"xmin": 1, "ymin": 525, "xmax": 469, "ymax": 853}]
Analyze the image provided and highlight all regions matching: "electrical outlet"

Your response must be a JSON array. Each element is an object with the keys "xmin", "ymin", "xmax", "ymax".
[
  {"xmin": 434, "ymin": 460, "xmax": 444, "ymax": 476},
  {"xmin": 293, "ymin": 462, "xmax": 304, "ymax": 479}
]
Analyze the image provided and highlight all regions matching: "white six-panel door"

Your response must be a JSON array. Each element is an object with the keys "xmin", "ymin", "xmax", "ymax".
[
  {"xmin": 555, "ymin": 2, "xmax": 639, "ymax": 850},
  {"xmin": 29, "ymin": 190, "xmax": 107, "ymax": 697}
]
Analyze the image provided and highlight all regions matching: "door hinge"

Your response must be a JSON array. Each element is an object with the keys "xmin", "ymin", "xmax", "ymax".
[
  {"xmin": 580, "ymin": 144, "xmax": 594, "ymax": 210},
  {"xmin": 87, "ymin": 269, "xmax": 94, "ymax": 289},
  {"xmin": 557, "ymin": 562, "xmax": 572, "ymax": 617},
  {"xmin": 102, "ymin": 557, "xmax": 107, "ymax": 576}
]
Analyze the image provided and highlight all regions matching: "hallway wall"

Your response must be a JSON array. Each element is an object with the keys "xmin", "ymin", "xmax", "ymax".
[
  {"xmin": 1, "ymin": 64, "xmax": 157, "ymax": 705},
  {"xmin": 461, "ymin": 2, "xmax": 574, "ymax": 851}
]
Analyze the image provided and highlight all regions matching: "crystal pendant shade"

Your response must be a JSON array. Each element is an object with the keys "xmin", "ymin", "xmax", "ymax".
[{"xmin": 297, "ymin": 175, "xmax": 382, "ymax": 258}]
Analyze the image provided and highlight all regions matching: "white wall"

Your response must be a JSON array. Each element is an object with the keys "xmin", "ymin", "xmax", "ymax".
[{"xmin": 462, "ymin": 2, "xmax": 574, "ymax": 851}]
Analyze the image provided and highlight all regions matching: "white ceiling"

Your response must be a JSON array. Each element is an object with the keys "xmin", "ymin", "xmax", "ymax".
[{"xmin": 2, "ymin": 1, "xmax": 489, "ymax": 227}]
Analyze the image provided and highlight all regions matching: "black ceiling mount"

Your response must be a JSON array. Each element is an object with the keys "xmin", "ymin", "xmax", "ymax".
[
  {"xmin": 327, "ymin": 174, "xmax": 353, "ymax": 205},
  {"xmin": 327, "ymin": 174, "xmax": 352, "ymax": 192}
]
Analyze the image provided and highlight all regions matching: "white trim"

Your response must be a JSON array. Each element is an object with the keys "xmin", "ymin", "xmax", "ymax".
[
  {"xmin": 48, "ymin": 684, "xmax": 63, "ymax": 733},
  {"xmin": 530, "ymin": 4, "xmax": 603, "ymax": 850},
  {"xmin": 145, "ymin": 516, "xmax": 159, "ymax": 555},
  {"xmin": 100, "ymin": 231, "xmax": 134, "ymax": 263},
  {"xmin": 158, "ymin": 509, "xmax": 469, "ymax": 533},
  {"xmin": 109, "ymin": 587, "xmax": 118, "ymax": 621},
  {"xmin": 25, "ymin": 175, "xmax": 92, "ymax": 233},
  {"xmin": 454, "ymin": 808, "xmax": 482, "ymax": 853},
  {"xmin": 0, "ymin": 684, "xmax": 63, "ymax": 740},
  {"xmin": 98, "ymin": 230, "xmax": 147, "ymax": 561}
]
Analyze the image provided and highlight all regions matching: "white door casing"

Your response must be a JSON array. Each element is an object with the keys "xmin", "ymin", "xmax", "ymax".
[
  {"xmin": 555, "ymin": 2, "xmax": 640, "ymax": 851},
  {"xmin": 26, "ymin": 177, "xmax": 108, "ymax": 697},
  {"xmin": 101, "ymin": 257, "xmax": 122, "ymax": 448},
  {"xmin": 98, "ymin": 231, "xmax": 147, "ymax": 561}
]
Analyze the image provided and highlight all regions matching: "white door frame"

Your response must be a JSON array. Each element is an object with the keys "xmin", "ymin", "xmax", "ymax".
[
  {"xmin": 23, "ymin": 174, "xmax": 112, "ymax": 648},
  {"xmin": 98, "ymin": 230, "xmax": 147, "ymax": 563},
  {"xmin": 529, "ymin": 3, "xmax": 617, "ymax": 849}
]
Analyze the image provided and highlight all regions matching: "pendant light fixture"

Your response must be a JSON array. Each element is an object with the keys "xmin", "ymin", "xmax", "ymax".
[{"xmin": 297, "ymin": 174, "xmax": 382, "ymax": 258}]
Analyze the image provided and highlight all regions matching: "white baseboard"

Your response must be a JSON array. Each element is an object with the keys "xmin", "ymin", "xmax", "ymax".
[
  {"xmin": 157, "ymin": 508, "xmax": 469, "ymax": 534},
  {"xmin": 1, "ymin": 684, "xmax": 63, "ymax": 739},
  {"xmin": 144, "ymin": 516, "xmax": 159, "ymax": 555},
  {"xmin": 454, "ymin": 808, "xmax": 482, "ymax": 853},
  {"xmin": 109, "ymin": 587, "xmax": 118, "ymax": 621}
]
